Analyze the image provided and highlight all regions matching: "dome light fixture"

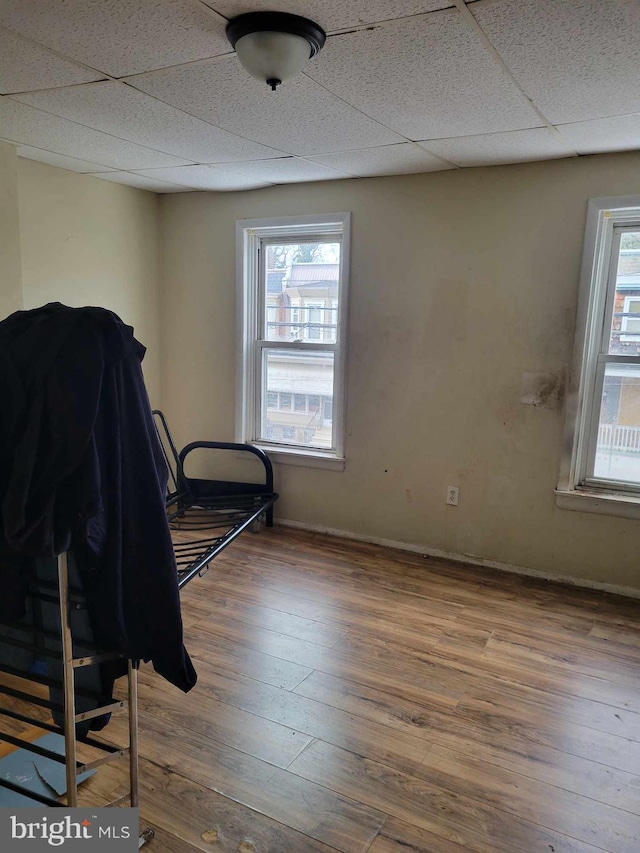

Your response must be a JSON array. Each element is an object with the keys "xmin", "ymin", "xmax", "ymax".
[{"xmin": 226, "ymin": 11, "xmax": 326, "ymax": 91}]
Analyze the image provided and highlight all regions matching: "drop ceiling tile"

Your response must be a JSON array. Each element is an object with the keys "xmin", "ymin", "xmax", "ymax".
[
  {"xmin": 16, "ymin": 81, "xmax": 286, "ymax": 163},
  {"xmin": 0, "ymin": 99, "xmax": 190, "ymax": 170},
  {"xmin": 304, "ymin": 8, "xmax": 541, "ymax": 140},
  {"xmin": 418, "ymin": 128, "xmax": 576, "ymax": 167},
  {"xmin": 127, "ymin": 58, "xmax": 405, "ymax": 155},
  {"xmin": 309, "ymin": 143, "xmax": 453, "ymax": 176},
  {"xmin": 555, "ymin": 115, "xmax": 640, "ymax": 156},
  {"xmin": 225, "ymin": 157, "xmax": 350, "ymax": 183},
  {"xmin": 0, "ymin": 0, "xmax": 230, "ymax": 77},
  {"xmin": 472, "ymin": 0, "xmax": 640, "ymax": 124},
  {"xmin": 134, "ymin": 164, "xmax": 272, "ymax": 191},
  {"xmin": 92, "ymin": 172, "xmax": 186, "ymax": 192},
  {"xmin": 0, "ymin": 28, "xmax": 103, "ymax": 94},
  {"xmin": 204, "ymin": 0, "xmax": 451, "ymax": 31},
  {"xmin": 16, "ymin": 145, "xmax": 115, "ymax": 173}
]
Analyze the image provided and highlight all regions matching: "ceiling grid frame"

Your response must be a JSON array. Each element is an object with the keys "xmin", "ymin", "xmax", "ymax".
[{"xmin": 0, "ymin": 0, "xmax": 634, "ymax": 191}]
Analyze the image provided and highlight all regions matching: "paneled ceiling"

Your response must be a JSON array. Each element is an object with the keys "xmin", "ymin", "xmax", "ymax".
[{"xmin": 0, "ymin": 0, "xmax": 638, "ymax": 193}]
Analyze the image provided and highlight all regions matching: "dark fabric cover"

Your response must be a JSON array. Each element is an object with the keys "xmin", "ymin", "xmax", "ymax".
[
  {"xmin": 0, "ymin": 556, "xmax": 116, "ymax": 734},
  {"xmin": 0, "ymin": 303, "xmax": 196, "ymax": 692}
]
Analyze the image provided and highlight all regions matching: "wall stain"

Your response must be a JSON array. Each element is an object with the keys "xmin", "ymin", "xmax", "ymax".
[{"xmin": 520, "ymin": 372, "xmax": 564, "ymax": 409}]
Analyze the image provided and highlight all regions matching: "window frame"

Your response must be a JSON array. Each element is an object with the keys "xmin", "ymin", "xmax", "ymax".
[
  {"xmin": 236, "ymin": 213, "xmax": 350, "ymax": 470},
  {"xmin": 557, "ymin": 195, "xmax": 640, "ymax": 517}
]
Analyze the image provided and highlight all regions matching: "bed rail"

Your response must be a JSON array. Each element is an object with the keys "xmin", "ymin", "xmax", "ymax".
[{"xmin": 152, "ymin": 412, "xmax": 279, "ymax": 589}]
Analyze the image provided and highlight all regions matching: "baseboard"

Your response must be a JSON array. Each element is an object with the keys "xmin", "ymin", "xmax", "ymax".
[{"xmin": 276, "ymin": 517, "xmax": 640, "ymax": 600}]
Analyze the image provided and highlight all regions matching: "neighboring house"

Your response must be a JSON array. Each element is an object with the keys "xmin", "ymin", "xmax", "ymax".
[
  {"xmin": 598, "ymin": 248, "xmax": 640, "ymax": 465},
  {"xmin": 603, "ymin": 249, "xmax": 640, "ymax": 423},
  {"xmin": 609, "ymin": 248, "xmax": 640, "ymax": 359},
  {"xmin": 285, "ymin": 262, "xmax": 339, "ymax": 344},
  {"xmin": 265, "ymin": 262, "xmax": 339, "ymax": 448}
]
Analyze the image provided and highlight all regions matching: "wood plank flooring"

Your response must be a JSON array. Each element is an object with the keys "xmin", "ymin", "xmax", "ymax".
[{"xmin": 3, "ymin": 526, "xmax": 640, "ymax": 852}]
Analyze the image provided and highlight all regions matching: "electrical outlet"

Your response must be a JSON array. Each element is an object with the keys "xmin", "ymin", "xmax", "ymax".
[{"xmin": 446, "ymin": 486, "xmax": 459, "ymax": 506}]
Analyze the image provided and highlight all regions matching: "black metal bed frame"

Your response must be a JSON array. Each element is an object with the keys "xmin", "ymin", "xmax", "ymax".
[
  {"xmin": 0, "ymin": 414, "xmax": 276, "ymax": 840},
  {"xmin": 152, "ymin": 411, "xmax": 279, "ymax": 589}
]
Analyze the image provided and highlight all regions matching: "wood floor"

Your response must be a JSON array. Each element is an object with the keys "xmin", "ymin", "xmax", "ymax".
[{"xmin": 4, "ymin": 526, "xmax": 640, "ymax": 852}]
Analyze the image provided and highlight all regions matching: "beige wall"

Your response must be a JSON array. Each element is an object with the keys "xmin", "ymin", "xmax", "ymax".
[
  {"xmin": 160, "ymin": 151, "xmax": 640, "ymax": 591},
  {"xmin": 0, "ymin": 142, "xmax": 23, "ymax": 319},
  {"xmin": 17, "ymin": 159, "xmax": 162, "ymax": 403}
]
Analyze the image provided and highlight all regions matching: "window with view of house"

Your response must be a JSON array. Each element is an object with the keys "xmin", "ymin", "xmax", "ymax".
[
  {"xmin": 236, "ymin": 214, "xmax": 350, "ymax": 466},
  {"xmin": 558, "ymin": 197, "xmax": 640, "ymax": 512}
]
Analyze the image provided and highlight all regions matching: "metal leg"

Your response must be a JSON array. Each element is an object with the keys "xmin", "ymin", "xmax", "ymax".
[
  {"xmin": 128, "ymin": 660, "xmax": 139, "ymax": 807},
  {"xmin": 139, "ymin": 828, "xmax": 155, "ymax": 847},
  {"xmin": 59, "ymin": 555, "xmax": 149, "ymax": 841},
  {"xmin": 129, "ymin": 661, "xmax": 153, "ymax": 847},
  {"xmin": 58, "ymin": 552, "xmax": 78, "ymax": 807}
]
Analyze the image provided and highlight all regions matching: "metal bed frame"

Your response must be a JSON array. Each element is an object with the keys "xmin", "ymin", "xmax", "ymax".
[
  {"xmin": 153, "ymin": 411, "xmax": 279, "ymax": 589},
  {"xmin": 0, "ymin": 553, "xmax": 153, "ymax": 848},
  {"xmin": 0, "ymin": 416, "xmax": 276, "ymax": 847}
]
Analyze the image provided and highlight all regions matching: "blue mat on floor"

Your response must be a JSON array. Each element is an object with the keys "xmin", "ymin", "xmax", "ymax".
[{"xmin": 0, "ymin": 732, "xmax": 95, "ymax": 805}]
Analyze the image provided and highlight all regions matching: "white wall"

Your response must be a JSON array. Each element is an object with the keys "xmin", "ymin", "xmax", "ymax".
[
  {"xmin": 0, "ymin": 141, "xmax": 23, "ymax": 319},
  {"xmin": 16, "ymin": 159, "xmax": 162, "ymax": 402},
  {"xmin": 160, "ymin": 151, "xmax": 640, "ymax": 592}
]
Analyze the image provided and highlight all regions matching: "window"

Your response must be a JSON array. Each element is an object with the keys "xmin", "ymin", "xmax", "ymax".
[
  {"xmin": 266, "ymin": 305, "xmax": 277, "ymax": 338},
  {"xmin": 558, "ymin": 196, "xmax": 640, "ymax": 513},
  {"xmin": 236, "ymin": 213, "xmax": 350, "ymax": 467},
  {"xmin": 621, "ymin": 296, "xmax": 640, "ymax": 341},
  {"xmin": 306, "ymin": 304, "xmax": 323, "ymax": 340},
  {"xmin": 291, "ymin": 305, "xmax": 301, "ymax": 338}
]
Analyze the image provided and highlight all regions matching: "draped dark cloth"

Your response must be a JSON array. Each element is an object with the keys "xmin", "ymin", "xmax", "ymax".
[{"xmin": 0, "ymin": 303, "xmax": 196, "ymax": 692}]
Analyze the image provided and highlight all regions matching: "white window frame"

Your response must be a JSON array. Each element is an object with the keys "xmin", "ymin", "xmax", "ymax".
[
  {"xmin": 265, "ymin": 305, "xmax": 278, "ymax": 338},
  {"xmin": 236, "ymin": 213, "xmax": 350, "ymax": 471},
  {"xmin": 290, "ymin": 304, "xmax": 301, "ymax": 340},
  {"xmin": 304, "ymin": 302, "xmax": 324, "ymax": 341},
  {"xmin": 557, "ymin": 195, "xmax": 640, "ymax": 518}
]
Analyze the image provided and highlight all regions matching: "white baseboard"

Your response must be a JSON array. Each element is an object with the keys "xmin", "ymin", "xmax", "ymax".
[{"xmin": 276, "ymin": 517, "xmax": 640, "ymax": 600}]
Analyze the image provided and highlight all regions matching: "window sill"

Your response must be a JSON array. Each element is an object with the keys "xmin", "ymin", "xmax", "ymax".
[
  {"xmin": 555, "ymin": 487, "xmax": 640, "ymax": 520},
  {"xmin": 253, "ymin": 444, "xmax": 346, "ymax": 471}
]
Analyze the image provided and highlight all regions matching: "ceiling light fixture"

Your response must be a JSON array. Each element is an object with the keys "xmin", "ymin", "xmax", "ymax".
[{"xmin": 226, "ymin": 11, "xmax": 326, "ymax": 91}]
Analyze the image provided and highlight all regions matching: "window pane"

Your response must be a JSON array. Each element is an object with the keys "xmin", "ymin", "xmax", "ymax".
[
  {"xmin": 594, "ymin": 363, "xmax": 640, "ymax": 484},
  {"xmin": 608, "ymin": 231, "xmax": 640, "ymax": 353},
  {"xmin": 308, "ymin": 305, "xmax": 322, "ymax": 340},
  {"xmin": 263, "ymin": 242, "xmax": 340, "ymax": 342},
  {"xmin": 262, "ymin": 349, "xmax": 334, "ymax": 449},
  {"xmin": 294, "ymin": 393, "xmax": 306, "ymax": 412}
]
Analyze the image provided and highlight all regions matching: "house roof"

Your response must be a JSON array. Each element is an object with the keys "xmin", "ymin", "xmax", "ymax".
[
  {"xmin": 619, "ymin": 253, "xmax": 640, "ymax": 276},
  {"xmin": 617, "ymin": 250, "xmax": 640, "ymax": 287},
  {"xmin": 287, "ymin": 263, "xmax": 339, "ymax": 287}
]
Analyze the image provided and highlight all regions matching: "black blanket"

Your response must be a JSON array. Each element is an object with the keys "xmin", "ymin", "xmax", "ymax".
[{"xmin": 0, "ymin": 303, "xmax": 196, "ymax": 692}]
